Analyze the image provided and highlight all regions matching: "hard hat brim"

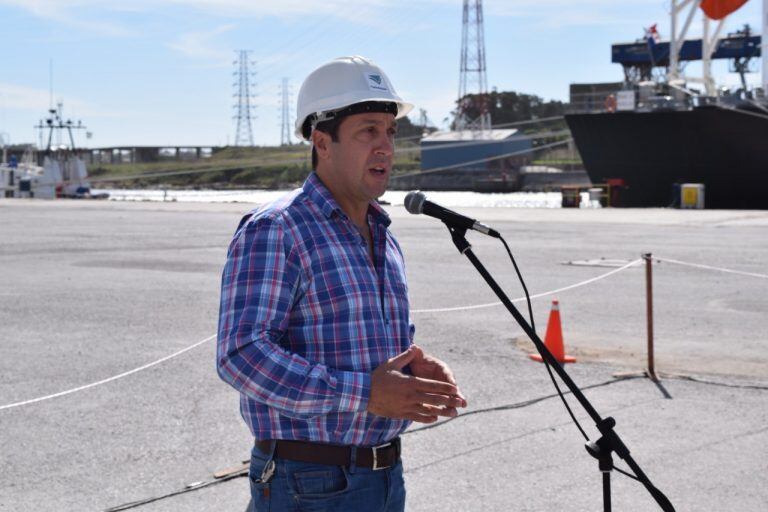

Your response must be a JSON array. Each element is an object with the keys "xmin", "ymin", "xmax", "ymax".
[{"xmin": 295, "ymin": 99, "xmax": 413, "ymax": 139}]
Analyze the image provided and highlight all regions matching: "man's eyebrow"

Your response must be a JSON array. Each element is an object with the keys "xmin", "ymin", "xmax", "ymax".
[{"xmin": 356, "ymin": 117, "xmax": 398, "ymax": 129}]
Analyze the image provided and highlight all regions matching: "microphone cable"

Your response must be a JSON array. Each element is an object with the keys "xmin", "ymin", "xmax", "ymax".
[
  {"xmin": 498, "ymin": 235, "xmax": 590, "ymax": 442},
  {"xmin": 499, "ymin": 236, "xmax": 667, "ymax": 490}
]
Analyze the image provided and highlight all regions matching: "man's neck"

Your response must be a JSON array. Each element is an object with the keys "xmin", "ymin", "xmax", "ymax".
[{"xmin": 315, "ymin": 170, "xmax": 370, "ymax": 228}]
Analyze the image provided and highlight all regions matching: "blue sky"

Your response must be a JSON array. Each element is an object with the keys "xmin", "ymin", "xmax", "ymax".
[{"xmin": 0, "ymin": 0, "xmax": 762, "ymax": 148}]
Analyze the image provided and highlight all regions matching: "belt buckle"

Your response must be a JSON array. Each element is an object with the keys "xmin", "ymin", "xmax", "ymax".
[{"xmin": 371, "ymin": 442, "xmax": 392, "ymax": 471}]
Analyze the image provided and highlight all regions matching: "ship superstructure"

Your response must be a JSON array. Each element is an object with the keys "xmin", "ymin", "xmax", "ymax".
[{"xmin": 565, "ymin": 0, "xmax": 768, "ymax": 208}]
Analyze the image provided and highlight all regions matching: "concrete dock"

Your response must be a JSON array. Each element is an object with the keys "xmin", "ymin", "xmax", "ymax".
[{"xmin": 1, "ymin": 199, "xmax": 766, "ymax": 511}]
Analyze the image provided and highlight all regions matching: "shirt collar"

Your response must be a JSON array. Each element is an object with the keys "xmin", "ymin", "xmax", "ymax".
[{"xmin": 303, "ymin": 172, "xmax": 391, "ymax": 227}]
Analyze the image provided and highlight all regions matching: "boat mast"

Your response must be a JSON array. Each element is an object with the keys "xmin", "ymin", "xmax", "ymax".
[{"xmin": 35, "ymin": 104, "xmax": 86, "ymax": 155}]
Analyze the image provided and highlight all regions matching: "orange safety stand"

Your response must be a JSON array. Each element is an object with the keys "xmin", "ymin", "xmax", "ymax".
[{"xmin": 529, "ymin": 299, "xmax": 576, "ymax": 364}]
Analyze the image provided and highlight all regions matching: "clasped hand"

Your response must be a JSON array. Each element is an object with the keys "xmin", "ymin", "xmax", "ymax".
[{"xmin": 367, "ymin": 345, "xmax": 467, "ymax": 423}]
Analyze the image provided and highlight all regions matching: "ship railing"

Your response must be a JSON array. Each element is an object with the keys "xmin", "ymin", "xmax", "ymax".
[{"xmin": 567, "ymin": 92, "xmax": 621, "ymax": 114}]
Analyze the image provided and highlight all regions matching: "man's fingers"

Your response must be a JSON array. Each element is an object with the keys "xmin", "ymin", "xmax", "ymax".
[
  {"xmin": 368, "ymin": 352, "xmax": 467, "ymax": 422},
  {"xmin": 412, "ymin": 376, "xmax": 458, "ymax": 396},
  {"xmin": 405, "ymin": 412, "xmax": 439, "ymax": 424},
  {"xmin": 413, "ymin": 403, "xmax": 458, "ymax": 418},
  {"xmin": 418, "ymin": 392, "xmax": 465, "ymax": 409},
  {"xmin": 408, "ymin": 344, "xmax": 424, "ymax": 359},
  {"xmin": 387, "ymin": 346, "xmax": 417, "ymax": 371}
]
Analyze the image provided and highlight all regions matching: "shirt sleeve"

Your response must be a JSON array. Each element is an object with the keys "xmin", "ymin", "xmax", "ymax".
[{"xmin": 216, "ymin": 214, "xmax": 371, "ymax": 420}]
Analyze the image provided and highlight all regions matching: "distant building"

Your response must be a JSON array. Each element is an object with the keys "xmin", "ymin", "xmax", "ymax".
[{"xmin": 419, "ymin": 129, "xmax": 532, "ymax": 174}]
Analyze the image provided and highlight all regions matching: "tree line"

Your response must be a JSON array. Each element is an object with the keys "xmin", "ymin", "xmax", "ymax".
[{"xmin": 396, "ymin": 90, "xmax": 567, "ymax": 138}]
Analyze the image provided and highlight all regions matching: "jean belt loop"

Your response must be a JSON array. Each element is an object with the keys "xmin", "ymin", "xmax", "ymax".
[
  {"xmin": 348, "ymin": 445, "xmax": 358, "ymax": 474},
  {"xmin": 268, "ymin": 440, "xmax": 277, "ymax": 459}
]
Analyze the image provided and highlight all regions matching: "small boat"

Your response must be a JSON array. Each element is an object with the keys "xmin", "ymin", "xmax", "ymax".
[{"xmin": 0, "ymin": 104, "xmax": 107, "ymax": 200}]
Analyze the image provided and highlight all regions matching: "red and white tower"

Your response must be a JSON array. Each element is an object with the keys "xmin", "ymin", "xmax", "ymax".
[{"xmin": 456, "ymin": 0, "xmax": 491, "ymax": 135}]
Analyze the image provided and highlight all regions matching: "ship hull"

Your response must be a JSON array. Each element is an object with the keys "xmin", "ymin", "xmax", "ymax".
[{"xmin": 565, "ymin": 107, "xmax": 768, "ymax": 209}]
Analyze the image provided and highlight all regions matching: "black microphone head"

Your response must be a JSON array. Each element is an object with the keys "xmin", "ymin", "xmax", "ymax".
[{"xmin": 404, "ymin": 190, "xmax": 426, "ymax": 215}]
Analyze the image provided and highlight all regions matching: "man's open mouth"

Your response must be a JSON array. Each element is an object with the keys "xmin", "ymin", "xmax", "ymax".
[{"xmin": 369, "ymin": 166, "xmax": 387, "ymax": 175}]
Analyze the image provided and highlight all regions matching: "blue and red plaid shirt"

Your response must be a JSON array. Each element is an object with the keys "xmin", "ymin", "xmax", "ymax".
[{"xmin": 217, "ymin": 172, "xmax": 414, "ymax": 446}]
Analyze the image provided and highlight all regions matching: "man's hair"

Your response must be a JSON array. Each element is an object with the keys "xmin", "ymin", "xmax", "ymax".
[{"xmin": 311, "ymin": 116, "xmax": 344, "ymax": 169}]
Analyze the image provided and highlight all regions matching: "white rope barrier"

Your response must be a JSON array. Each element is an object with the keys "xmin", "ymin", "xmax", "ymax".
[
  {"xmin": 0, "ymin": 255, "xmax": 759, "ymax": 411},
  {"xmin": 412, "ymin": 258, "xmax": 643, "ymax": 314},
  {"xmin": 0, "ymin": 334, "xmax": 215, "ymax": 411},
  {"xmin": 655, "ymin": 257, "xmax": 768, "ymax": 280}
]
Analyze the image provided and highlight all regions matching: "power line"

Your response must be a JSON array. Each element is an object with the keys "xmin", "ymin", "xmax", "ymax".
[
  {"xmin": 395, "ymin": 129, "xmax": 572, "ymax": 155},
  {"xmin": 389, "ymin": 138, "xmax": 574, "ymax": 180},
  {"xmin": 80, "ymin": 129, "xmax": 569, "ymax": 185},
  {"xmin": 394, "ymin": 115, "xmax": 566, "ymax": 144}
]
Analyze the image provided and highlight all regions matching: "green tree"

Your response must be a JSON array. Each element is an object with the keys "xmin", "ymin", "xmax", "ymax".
[
  {"xmin": 453, "ymin": 90, "xmax": 566, "ymax": 128},
  {"xmin": 395, "ymin": 115, "xmax": 433, "ymax": 139}
]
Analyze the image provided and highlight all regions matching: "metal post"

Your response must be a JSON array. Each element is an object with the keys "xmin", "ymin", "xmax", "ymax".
[
  {"xmin": 702, "ymin": 15, "xmax": 712, "ymax": 96},
  {"xmin": 643, "ymin": 253, "xmax": 657, "ymax": 380},
  {"xmin": 763, "ymin": 0, "xmax": 768, "ymax": 95},
  {"xmin": 669, "ymin": 0, "xmax": 678, "ymax": 81}
]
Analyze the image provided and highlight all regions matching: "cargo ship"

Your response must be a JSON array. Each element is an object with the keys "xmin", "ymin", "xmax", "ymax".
[{"xmin": 565, "ymin": 0, "xmax": 768, "ymax": 208}]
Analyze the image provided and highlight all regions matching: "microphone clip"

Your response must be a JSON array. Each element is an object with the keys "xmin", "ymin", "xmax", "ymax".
[{"xmin": 445, "ymin": 223, "xmax": 472, "ymax": 255}]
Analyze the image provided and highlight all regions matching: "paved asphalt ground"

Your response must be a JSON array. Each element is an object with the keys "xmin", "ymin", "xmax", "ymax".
[{"xmin": 1, "ymin": 199, "xmax": 766, "ymax": 511}]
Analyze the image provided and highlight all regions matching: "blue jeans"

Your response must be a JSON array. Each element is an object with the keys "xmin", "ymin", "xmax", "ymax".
[{"xmin": 247, "ymin": 442, "xmax": 406, "ymax": 512}]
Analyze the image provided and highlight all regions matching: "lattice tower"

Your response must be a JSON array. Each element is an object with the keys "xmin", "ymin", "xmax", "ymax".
[
  {"xmin": 456, "ymin": 0, "xmax": 491, "ymax": 135},
  {"xmin": 279, "ymin": 77, "xmax": 292, "ymax": 146},
  {"xmin": 233, "ymin": 50, "xmax": 256, "ymax": 147}
]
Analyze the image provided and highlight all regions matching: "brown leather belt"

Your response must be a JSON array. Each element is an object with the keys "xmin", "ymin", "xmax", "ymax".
[{"xmin": 256, "ymin": 438, "xmax": 401, "ymax": 471}]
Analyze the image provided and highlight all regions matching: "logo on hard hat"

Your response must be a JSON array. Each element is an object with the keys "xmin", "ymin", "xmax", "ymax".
[{"xmin": 367, "ymin": 73, "xmax": 388, "ymax": 92}]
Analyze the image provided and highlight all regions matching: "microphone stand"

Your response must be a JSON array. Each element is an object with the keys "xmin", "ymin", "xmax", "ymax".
[{"xmin": 444, "ymin": 224, "xmax": 675, "ymax": 512}]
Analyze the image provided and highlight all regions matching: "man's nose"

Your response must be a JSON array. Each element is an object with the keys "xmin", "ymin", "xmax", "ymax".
[{"xmin": 374, "ymin": 134, "xmax": 394, "ymax": 156}]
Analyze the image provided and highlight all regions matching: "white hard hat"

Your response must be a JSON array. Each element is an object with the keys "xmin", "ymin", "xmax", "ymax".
[{"xmin": 295, "ymin": 55, "xmax": 414, "ymax": 140}]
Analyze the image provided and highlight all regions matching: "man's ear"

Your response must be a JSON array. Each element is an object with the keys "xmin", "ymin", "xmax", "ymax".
[{"xmin": 312, "ymin": 130, "xmax": 332, "ymax": 163}]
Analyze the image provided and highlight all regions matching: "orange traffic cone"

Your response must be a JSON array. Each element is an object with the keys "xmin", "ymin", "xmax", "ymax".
[{"xmin": 529, "ymin": 300, "xmax": 576, "ymax": 364}]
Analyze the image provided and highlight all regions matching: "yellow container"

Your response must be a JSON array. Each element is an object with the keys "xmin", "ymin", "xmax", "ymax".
[{"xmin": 681, "ymin": 183, "xmax": 705, "ymax": 209}]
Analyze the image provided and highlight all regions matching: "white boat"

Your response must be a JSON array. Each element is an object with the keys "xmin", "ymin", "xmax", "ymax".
[{"xmin": 0, "ymin": 105, "xmax": 107, "ymax": 200}]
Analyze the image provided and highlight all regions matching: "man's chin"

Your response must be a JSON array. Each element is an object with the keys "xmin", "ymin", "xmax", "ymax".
[{"xmin": 365, "ymin": 180, "xmax": 389, "ymax": 200}]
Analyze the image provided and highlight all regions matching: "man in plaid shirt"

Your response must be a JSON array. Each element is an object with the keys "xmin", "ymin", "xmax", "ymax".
[{"xmin": 217, "ymin": 56, "xmax": 466, "ymax": 511}]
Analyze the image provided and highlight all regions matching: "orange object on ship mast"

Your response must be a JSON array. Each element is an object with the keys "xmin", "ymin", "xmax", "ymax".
[{"xmin": 700, "ymin": 0, "xmax": 749, "ymax": 20}]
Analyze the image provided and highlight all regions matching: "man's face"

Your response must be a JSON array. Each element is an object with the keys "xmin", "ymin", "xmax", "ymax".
[{"xmin": 322, "ymin": 112, "xmax": 396, "ymax": 206}]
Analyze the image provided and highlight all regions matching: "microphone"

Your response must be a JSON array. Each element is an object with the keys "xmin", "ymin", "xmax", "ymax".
[{"xmin": 404, "ymin": 191, "xmax": 500, "ymax": 238}]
